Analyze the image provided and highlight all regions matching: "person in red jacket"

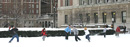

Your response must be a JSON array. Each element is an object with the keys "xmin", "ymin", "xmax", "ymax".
[
  {"xmin": 41, "ymin": 28, "xmax": 47, "ymax": 41},
  {"xmin": 115, "ymin": 26, "xmax": 120, "ymax": 37}
]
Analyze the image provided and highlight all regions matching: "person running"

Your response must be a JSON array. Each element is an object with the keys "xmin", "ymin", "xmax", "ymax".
[
  {"xmin": 64, "ymin": 25, "xmax": 71, "ymax": 40},
  {"xmin": 103, "ymin": 25, "xmax": 107, "ymax": 38},
  {"xmin": 123, "ymin": 26, "xmax": 126, "ymax": 34},
  {"xmin": 9, "ymin": 26, "xmax": 19, "ymax": 43},
  {"xmin": 41, "ymin": 28, "xmax": 47, "ymax": 41},
  {"xmin": 84, "ymin": 27, "xmax": 90, "ymax": 42},
  {"xmin": 72, "ymin": 26, "xmax": 81, "ymax": 42}
]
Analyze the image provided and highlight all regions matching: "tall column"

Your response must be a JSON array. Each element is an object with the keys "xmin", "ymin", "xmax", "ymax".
[
  {"xmin": 118, "ymin": 0, "xmax": 122, "ymax": 3},
  {"xmin": 89, "ymin": 0, "xmax": 92, "ymax": 5},
  {"xmin": 100, "ymin": 0, "xmax": 104, "ymax": 4},
  {"xmin": 92, "ymin": 0, "xmax": 95, "ymax": 4},
  {"xmin": 85, "ymin": 0, "xmax": 88, "ymax": 5},
  {"xmin": 108, "ymin": 0, "xmax": 112, "ymax": 3}
]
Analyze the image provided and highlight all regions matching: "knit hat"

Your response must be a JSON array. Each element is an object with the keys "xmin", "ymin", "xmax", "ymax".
[{"xmin": 84, "ymin": 27, "xmax": 87, "ymax": 30}]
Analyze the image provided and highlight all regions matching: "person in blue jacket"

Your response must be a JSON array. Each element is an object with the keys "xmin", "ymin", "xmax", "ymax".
[{"xmin": 64, "ymin": 25, "xmax": 71, "ymax": 40}]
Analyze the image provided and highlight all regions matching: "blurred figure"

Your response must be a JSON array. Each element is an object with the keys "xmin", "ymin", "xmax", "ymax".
[
  {"xmin": 84, "ymin": 27, "xmax": 90, "ymax": 42},
  {"xmin": 103, "ymin": 25, "xmax": 108, "ymax": 38},
  {"xmin": 9, "ymin": 27, "xmax": 19, "ymax": 43},
  {"xmin": 41, "ymin": 28, "xmax": 47, "ymax": 41},
  {"xmin": 73, "ymin": 26, "xmax": 81, "ymax": 42},
  {"xmin": 115, "ymin": 26, "xmax": 120, "ymax": 37},
  {"xmin": 64, "ymin": 25, "xmax": 71, "ymax": 40},
  {"xmin": 123, "ymin": 26, "xmax": 126, "ymax": 34}
]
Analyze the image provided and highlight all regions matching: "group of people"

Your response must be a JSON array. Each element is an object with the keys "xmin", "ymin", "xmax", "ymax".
[
  {"xmin": 8, "ymin": 26, "xmax": 47, "ymax": 43},
  {"xmin": 103, "ymin": 25, "xmax": 127, "ymax": 38},
  {"xmin": 8, "ymin": 25, "xmax": 126, "ymax": 43},
  {"xmin": 64, "ymin": 25, "xmax": 90, "ymax": 42}
]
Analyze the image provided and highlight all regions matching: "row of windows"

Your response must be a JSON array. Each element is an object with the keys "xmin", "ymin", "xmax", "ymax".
[
  {"xmin": 65, "ymin": 11, "xmax": 126, "ymax": 24},
  {"xmin": 23, "ymin": 0, "xmax": 39, "ymax": 2},
  {"xmin": 23, "ymin": 9, "xmax": 39, "ymax": 14},
  {"xmin": 25, "ymin": 21, "xmax": 51, "ymax": 27},
  {"xmin": 0, "ymin": 0, "xmax": 39, "ymax": 2},
  {"xmin": 0, "ymin": 0, "xmax": 21, "ymax": 2},
  {"xmin": 24, "ymin": 4, "xmax": 39, "ymax": 9},
  {"xmin": 61, "ymin": 0, "xmax": 73, "ymax": 6},
  {"xmin": 79, "ymin": 0, "xmax": 129, "ymax": 5}
]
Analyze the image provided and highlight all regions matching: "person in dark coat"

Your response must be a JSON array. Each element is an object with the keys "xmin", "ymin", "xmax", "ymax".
[
  {"xmin": 41, "ymin": 28, "xmax": 47, "ymax": 41},
  {"xmin": 9, "ymin": 27, "xmax": 19, "ymax": 43},
  {"xmin": 123, "ymin": 26, "xmax": 126, "ymax": 34}
]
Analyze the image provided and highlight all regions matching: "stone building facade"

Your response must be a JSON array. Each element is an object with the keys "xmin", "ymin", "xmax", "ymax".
[
  {"xmin": 0, "ymin": 0, "xmax": 58, "ymax": 28},
  {"xmin": 58, "ymin": 0, "xmax": 130, "ymax": 29}
]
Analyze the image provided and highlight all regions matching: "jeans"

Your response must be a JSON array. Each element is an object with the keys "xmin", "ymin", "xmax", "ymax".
[
  {"xmin": 42, "ymin": 35, "xmax": 46, "ymax": 41},
  {"xmin": 75, "ymin": 35, "xmax": 81, "ymax": 41},
  {"xmin": 9, "ymin": 34, "xmax": 19, "ymax": 43},
  {"xmin": 86, "ymin": 34, "xmax": 90, "ymax": 42},
  {"xmin": 115, "ymin": 32, "xmax": 120, "ymax": 37},
  {"xmin": 103, "ymin": 33, "xmax": 106, "ymax": 38},
  {"xmin": 65, "ymin": 32, "xmax": 69, "ymax": 40}
]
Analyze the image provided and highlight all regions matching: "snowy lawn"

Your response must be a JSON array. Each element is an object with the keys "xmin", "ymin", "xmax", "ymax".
[{"xmin": 0, "ymin": 34, "xmax": 130, "ymax": 47}]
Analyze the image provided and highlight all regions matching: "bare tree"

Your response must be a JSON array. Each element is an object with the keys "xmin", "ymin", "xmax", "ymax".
[{"xmin": 7, "ymin": 0, "xmax": 23, "ymax": 27}]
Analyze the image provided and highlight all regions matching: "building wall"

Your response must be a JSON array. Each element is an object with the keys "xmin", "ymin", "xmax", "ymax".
[
  {"xmin": 58, "ymin": 0, "xmax": 130, "ymax": 29},
  {"xmin": 0, "ymin": 0, "xmax": 41, "ymax": 27}
]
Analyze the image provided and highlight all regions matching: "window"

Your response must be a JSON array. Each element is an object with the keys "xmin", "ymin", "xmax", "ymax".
[
  {"xmin": 86, "ymin": 13, "xmax": 90, "ymax": 23},
  {"xmin": 65, "ymin": 15, "xmax": 68, "ymax": 24},
  {"xmin": 36, "ymin": 0, "xmax": 39, "ymax": 2},
  {"xmin": 32, "ymin": 4, "xmax": 34, "ymax": 8},
  {"xmin": 116, "ymin": 0, "xmax": 118, "ymax": 2},
  {"xmin": 94, "ymin": 13, "xmax": 98, "ymax": 23},
  {"xmin": 29, "ymin": 0, "xmax": 31, "ymax": 2},
  {"xmin": 36, "ymin": 9, "xmax": 39, "ymax": 13},
  {"xmin": 29, "ymin": 10, "xmax": 31, "ymax": 13},
  {"xmin": 0, "ymin": 10, "xmax": 2, "ymax": 14},
  {"xmin": 95, "ymin": 0, "xmax": 97, "ymax": 4},
  {"xmin": 122, "ymin": 11, "xmax": 126, "ymax": 23},
  {"xmin": 98, "ymin": 0, "xmax": 100, "ymax": 3},
  {"xmin": 65, "ymin": 0, "xmax": 69, "ymax": 6},
  {"xmin": 36, "ymin": 4, "xmax": 39, "ymax": 8},
  {"xmin": 79, "ymin": 14, "xmax": 83, "ymax": 23},
  {"xmin": 79, "ymin": 0, "xmax": 85, "ymax": 5},
  {"xmin": 102, "ymin": 12, "xmax": 107, "ymax": 23},
  {"xmin": 32, "ymin": 10, "xmax": 34, "ymax": 13},
  {"xmin": 0, "ymin": 4, "xmax": 2, "ymax": 8},
  {"xmin": 112, "ymin": 12, "xmax": 116, "ymax": 23},
  {"xmin": 29, "ymin": 4, "xmax": 31, "ymax": 8},
  {"xmin": 32, "ymin": 0, "xmax": 34, "ymax": 2},
  {"xmin": 106, "ymin": 0, "xmax": 109, "ymax": 3}
]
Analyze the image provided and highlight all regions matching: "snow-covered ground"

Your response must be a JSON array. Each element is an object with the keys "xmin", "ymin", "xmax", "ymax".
[{"xmin": 0, "ymin": 34, "xmax": 130, "ymax": 47}]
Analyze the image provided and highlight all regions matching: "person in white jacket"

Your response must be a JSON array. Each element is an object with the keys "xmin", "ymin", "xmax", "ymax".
[
  {"xmin": 84, "ymin": 27, "xmax": 90, "ymax": 42},
  {"xmin": 103, "ymin": 25, "xmax": 107, "ymax": 38}
]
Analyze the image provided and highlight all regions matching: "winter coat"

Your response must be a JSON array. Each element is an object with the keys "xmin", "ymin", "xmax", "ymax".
[
  {"xmin": 84, "ymin": 29, "xmax": 90, "ymax": 35},
  {"xmin": 73, "ymin": 28, "xmax": 79, "ymax": 35},
  {"xmin": 41, "ymin": 29, "xmax": 47, "ymax": 36},
  {"xmin": 9, "ymin": 28, "xmax": 18, "ymax": 35},
  {"xmin": 116, "ymin": 27, "xmax": 120, "ymax": 32},
  {"xmin": 103, "ymin": 28, "xmax": 107, "ymax": 33},
  {"xmin": 65, "ymin": 26, "xmax": 71, "ymax": 34}
]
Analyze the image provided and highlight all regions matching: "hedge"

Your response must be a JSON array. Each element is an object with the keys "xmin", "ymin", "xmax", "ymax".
[{"xmin": 0, "ymin": 30, "xmax": 115, "ymax": 38}]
